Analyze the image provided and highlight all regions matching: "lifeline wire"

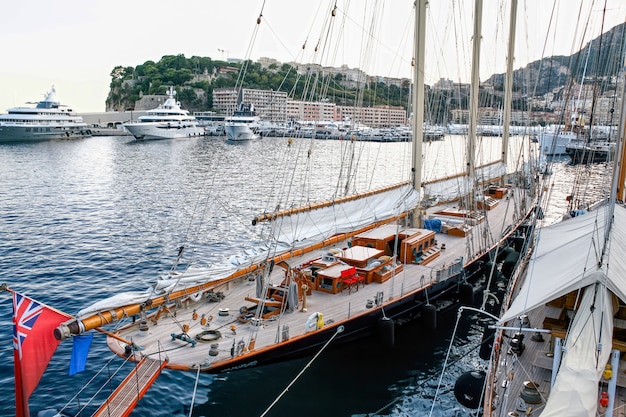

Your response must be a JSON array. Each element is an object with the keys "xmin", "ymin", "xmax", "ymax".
[{"xmin": 259, "ymin": 325, "xmax": 345, "ymax": 417}]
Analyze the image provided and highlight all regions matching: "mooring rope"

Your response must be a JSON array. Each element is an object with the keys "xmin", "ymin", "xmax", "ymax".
[{"xmin": 259, "ymin": 325, "xmax": 345, "ymax": 417}]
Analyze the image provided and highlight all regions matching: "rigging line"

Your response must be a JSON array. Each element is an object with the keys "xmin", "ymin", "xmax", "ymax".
[
  {"xmin": 259, "ymin": 325, "xmax": 345, "ymax": 417},
  {"xmin": 370, "ymin": 315, "xmax": 492, "ymax": 416},
  {"xmin": 72, "ymin": 353, "xmax": 136, "ymax": 416},
  {"xmin": 429, "ymin": 306, "xmax": 499, "ymax": 417},
  {"xmin": 188, "ymin": 365, "xmax": 201, "ymax": 417},
  {"xmin": 57, "ymin": 354, "xmax": 125, "ymax": 415}
]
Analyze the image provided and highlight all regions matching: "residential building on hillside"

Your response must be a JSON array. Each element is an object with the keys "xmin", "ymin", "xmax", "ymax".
[
  {"xmin": 212, "ymin": 87, "xmax": 288, "ymax": 121},
  {"xmin": 337, "ymin": 105, "xmax": 407, "ymax": 127},
  {"xmin": 450, "ymin": 108, "xmax": 530, "ymax": 125},
  {"xmin": 286, "ymin": 100, "xmax": 336, "ymax": 122}
]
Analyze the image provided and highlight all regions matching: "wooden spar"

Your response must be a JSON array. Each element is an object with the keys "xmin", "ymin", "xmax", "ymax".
[
  {"xmin": 422, "ymin": 160, "xmax": 503, "ymax": 186},
  {"xmin": 56, "ymin": 214, "xmax": 407, "ymax": 338},
  {"xmin": 251, "ymin": 181, "xmax": 410, "ymax": 225},
  {"xmin": 501, "ymin": 0, "xmax": 517, "ymax": 180},
  {"xmin": 615, "ymin": 56, "xmax": 626, "ymax": 203},
  {"xmin": 467, "ymin": 0, "xmax": 483, "ymax": 185}
]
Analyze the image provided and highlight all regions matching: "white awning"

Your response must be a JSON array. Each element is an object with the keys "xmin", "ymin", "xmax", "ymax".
[{"xmin": 500, "ymin": 204, "xmax": 626, "ymax": 324}]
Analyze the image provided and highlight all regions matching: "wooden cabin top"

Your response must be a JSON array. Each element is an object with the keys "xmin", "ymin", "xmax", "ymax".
[
  {"xmin": 353, "ymin": 224, "xmax": 422, "ymax": 241},
  {"xmin": 338, "ymin": 246, "xmax": 384, "ymax": 268}
]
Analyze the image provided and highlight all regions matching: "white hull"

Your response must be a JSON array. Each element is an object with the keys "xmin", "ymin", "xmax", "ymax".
[
  {"xmin": 225, "ymin": 124, "xmax": 259, "ymax": 141},
  {"xmin": 124, "ymin": 122, "xmax": 205, "ymax": 141},
  {"xmin": 539, "ymin": 130, "xmax": 581, "ymax": 156},
  {"xmin": 0, "ymin": 124, "xmax": 91, "ymax": 143}
]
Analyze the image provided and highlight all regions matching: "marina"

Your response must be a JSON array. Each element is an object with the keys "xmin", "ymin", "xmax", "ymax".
[
  {"xmin": 2, "ymin": 1, "xmax": 625, "ymax": 416},
  {"xmin": 0, "ymin": 133, "xmax": 537, "ymax": 416}
]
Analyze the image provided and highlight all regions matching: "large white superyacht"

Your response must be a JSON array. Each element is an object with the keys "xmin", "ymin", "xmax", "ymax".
[
  {"xmin": 123, "ymin": 87, "xmax": 205, "ymax": 140},
  {"xmin": 0, "ymin": 86, "xmax": 91, "ymax": 143}
]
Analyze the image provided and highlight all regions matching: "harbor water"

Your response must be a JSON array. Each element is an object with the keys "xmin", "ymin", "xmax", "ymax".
[{"xmin": 0, "ymin": 134, "xmax": 591, "ymax": 416}]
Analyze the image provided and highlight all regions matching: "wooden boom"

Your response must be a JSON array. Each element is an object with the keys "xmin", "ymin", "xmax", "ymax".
[{"xmin": 251, "ymin": 182, "xmax": 411, "ymax": 225}]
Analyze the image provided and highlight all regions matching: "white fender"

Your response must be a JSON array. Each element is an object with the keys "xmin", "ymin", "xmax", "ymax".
[{"xmin": 305, "ymin": 312, "xmax": 322, "ymax": 332}]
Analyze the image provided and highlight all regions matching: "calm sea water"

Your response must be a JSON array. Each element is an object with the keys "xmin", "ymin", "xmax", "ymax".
[{"xmin": 0, "ymin": 134, "xmax": 586, "ymax": 417}]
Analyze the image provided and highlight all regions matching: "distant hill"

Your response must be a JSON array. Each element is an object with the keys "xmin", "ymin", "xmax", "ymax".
[
  {"xmin": 107, "ymin": 22, "xmax": 625, "ymax": 119},
  {"xmin": 485, "ymin": 22, "xmax": 626, "ymax": 97}
]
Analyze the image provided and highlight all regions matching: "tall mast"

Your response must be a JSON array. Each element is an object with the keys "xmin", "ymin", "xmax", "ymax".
[
  {"xmin": 614, "ymin": 56, "xmax": 626, "ymax": 203},
  {"xmin": 412, "ymin": 0, "xmax": 426, "ymax": 225},
  {"xmin": 501, "ymin": 0, "xmax": 517, "ymax": 178},
  {"xmin": 467, "ymin": 0, "xmax": 483, "ymax": 185}
]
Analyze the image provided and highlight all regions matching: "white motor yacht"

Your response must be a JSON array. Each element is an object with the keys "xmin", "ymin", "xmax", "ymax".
[
  {"xmin": 124, "ymin": 87, "xmax": 205, "ymax": 140},
  {"xmin": 224, "ymin": 103, "xmax": 260, "ymax": 141},
  {"xmin": 0, "ymin": 86, "xmax": 91, "ymax": 143}
]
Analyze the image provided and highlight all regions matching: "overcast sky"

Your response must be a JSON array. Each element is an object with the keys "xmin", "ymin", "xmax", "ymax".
[{"xmin": 0, "ymin": 0, "xmax": 623, "ymax": 113}]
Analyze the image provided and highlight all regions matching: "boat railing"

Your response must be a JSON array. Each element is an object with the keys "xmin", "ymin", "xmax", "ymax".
[{"xmin": 432, "ymin": 257, "xmax": 464, "ymax": 282}]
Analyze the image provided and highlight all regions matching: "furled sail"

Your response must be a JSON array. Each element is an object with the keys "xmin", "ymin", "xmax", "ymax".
[
  {"xmin": 539, "ymin": 283, "xmax": 615, "ymax": 416},
  {"xmin": 77, "ymin": 184, "xmax": 420, "ymax": 318},
  {"xmin": 269, "ymin": 183, "xmax": 420, "ymax": 247}
]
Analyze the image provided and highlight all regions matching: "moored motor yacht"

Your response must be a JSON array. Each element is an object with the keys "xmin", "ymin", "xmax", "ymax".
[
  {"xmin": 0, "ymin": 86, "xmax": 91, "ymax": 143},
  {"xmin": 123, "ymin": 87, "xmax": 205, "ymax": 140},
  {"xmin": 224, "ymin": 103, "xmax": 260, "ymax": 141}
]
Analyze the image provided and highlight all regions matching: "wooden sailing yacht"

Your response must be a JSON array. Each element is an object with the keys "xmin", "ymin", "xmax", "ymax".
[
  {"xmin": 7, "ymin": 1, "xmax": 542, "ymax": 415},
  {"xmin": 480, "ymin": 13, "xmax": 626, "ymax": 417},
  {"xmin": 50, "ymin": 0, "xmax": 539, "ymax": 376}
]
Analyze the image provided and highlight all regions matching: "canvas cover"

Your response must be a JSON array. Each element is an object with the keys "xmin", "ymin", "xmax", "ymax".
[{"xmin": 500, "ymin": 203, "xmax": 626, "ymax": 323}]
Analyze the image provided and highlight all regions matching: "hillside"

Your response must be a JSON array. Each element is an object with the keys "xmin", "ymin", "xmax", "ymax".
[
  {"xmin": 485, "ymin": 22, "xmax": 626, "ymax": 97},
  {"xmin": 106, "ymin": 22, "xmax": 625, "ymax": 120}
]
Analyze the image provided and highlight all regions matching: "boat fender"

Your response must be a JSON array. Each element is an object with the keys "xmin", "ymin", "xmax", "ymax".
[
  {"xmin": 453, "ymin": 370, "xmax": 485, "ymax": 409},
  {"xmin": 459, "ymin": 282, "xmax": 474, "ymax": 306},
  {"xmin": 600, "ymin": 392, "xmax": 609, "ymax": 408},
  {"xmin": 305, "ymin": 312, "xmax": 322, "ymax": 332},
  {"xmin": 479, "ymin": 325, "xmax": 496, "ymax": 360},
  {"xmin": 376, "ymin": 316, "xmax": 395, "ymax": 347},
  {"xmin": 422, "ymin": 304, "xmax": 437, "ymax": 331},
  {"xmin": 190, "ymin": 292, "xmax": 203, "ymax": 302}
]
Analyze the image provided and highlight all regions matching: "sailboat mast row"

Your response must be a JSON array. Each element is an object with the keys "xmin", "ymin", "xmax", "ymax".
[{"xmin": 412, "ymin": 0, "xmax": 426, "ymax": 226}]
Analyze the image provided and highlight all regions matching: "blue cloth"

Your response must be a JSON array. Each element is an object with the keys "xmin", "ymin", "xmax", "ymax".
[
  {"xmin": 69, "ymin": 333, "xmax": 93, "ymax": 376},
  {"xmin": 424, "ymin": 219, "xmax": 442, "ymax": 232}
]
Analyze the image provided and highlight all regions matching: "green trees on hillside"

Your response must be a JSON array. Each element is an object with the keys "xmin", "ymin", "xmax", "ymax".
[{"xmin": 105, "ymin": 54, "xmax": 412, "ymax": 114}]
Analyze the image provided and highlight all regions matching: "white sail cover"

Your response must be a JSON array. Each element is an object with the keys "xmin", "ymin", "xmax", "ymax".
[
  {"xmin": 539, "ymin": 282, "xmax": 614, "ymax": 416},
  {"xmin": 271, "ymin": 184, "xmax": 420, "ymax": 247},
  {"xmin": 500, "ymin": 203, "xmax": 626, "ymax": 323},
  {"xmin": 78, "ymin": 185, "xmax": 420, "ymax": 317}
]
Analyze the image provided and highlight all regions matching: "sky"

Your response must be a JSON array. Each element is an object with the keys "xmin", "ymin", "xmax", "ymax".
[{"xmin": 0, "ymin": 0, "xmax": 624, "ymax": 113}]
